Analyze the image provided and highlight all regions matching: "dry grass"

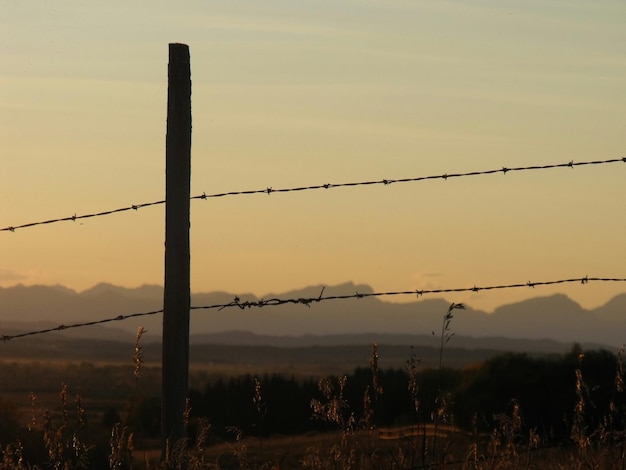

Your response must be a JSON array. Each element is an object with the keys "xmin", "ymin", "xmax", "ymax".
[{"xmin": 1, "ymin": 317, "xmax": 625, "ymax": 469}]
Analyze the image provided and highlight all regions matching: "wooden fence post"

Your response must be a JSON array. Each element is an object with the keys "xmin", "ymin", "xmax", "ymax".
[{"xmin": 162, "ymin": 43, "xmax": 191, "ymax": 462}]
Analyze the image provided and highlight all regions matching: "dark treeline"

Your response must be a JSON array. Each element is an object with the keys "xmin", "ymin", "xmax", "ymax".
[{"xmin": 183, "ymin": 345, "xmax": 624, "ymax": 442}]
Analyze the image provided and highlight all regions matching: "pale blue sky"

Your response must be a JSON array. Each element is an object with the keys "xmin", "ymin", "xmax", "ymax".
[{"xmin": 1, "ymin": 1, "xmax": 625, "ymax": 311}]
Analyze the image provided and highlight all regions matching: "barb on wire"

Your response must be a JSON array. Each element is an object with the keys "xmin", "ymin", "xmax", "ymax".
[
  {"xmin": 2, "ymin": 276, "xmax": 626, "ymax": 342},
  {"xmin": 2, "ymin": 157, "xmax": 624, "ymax": 232}
]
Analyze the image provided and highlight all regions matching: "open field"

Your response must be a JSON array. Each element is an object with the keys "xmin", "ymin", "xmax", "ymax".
[{"xmin": 1, "ymin": 342, "xmax": 625, "ymax": 468}]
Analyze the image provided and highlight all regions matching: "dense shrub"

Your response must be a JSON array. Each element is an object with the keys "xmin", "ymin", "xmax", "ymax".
[{"xmin": 453, "ymin": 346, "xmax": 624, "ymax": 439}]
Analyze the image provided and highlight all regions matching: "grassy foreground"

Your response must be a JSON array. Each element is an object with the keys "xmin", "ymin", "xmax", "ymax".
[{"xmin": 1, "ymin": 307, "xmax": 625, "ymax": 468}]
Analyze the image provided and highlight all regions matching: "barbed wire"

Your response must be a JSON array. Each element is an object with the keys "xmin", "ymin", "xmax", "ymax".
[
  {"xmin": 1, "ymin": 200, "xmax": 166, "ymax": 232},
  {"xmin": 2, "ymin": 276, "xmax": 625, "ymax": 342},
  {"xmin": 2, "ymin": 156, "xmax": 624, "ymax": 232},
  {"xmin": 0, "ymin": 308, "xmax": 165, "ymax": 341}
]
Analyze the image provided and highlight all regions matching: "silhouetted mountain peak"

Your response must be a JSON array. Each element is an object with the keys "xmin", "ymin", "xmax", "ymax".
[
  {"xmin": 493, "ymin": 293, "xmax": 585, "ymax": 316},
  {"xmin": 595, "ymin": 293, "xmax": 626, "ymax": 323},
  {"xmin": 1, "ymin": 283, "xmax": 76, "ymax": 296},
  {"xmin": 82, "ymin": 283, "xmax": 162, "ymax": 299},
  {"xmin": 82, "ymin": 283, "xmax": 120, "ymax": 296}
]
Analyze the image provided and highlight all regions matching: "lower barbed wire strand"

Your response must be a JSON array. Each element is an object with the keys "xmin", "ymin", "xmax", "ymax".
[{"xmin": 2, "ymin": 276, "xmax": 625, "ymax": 341}]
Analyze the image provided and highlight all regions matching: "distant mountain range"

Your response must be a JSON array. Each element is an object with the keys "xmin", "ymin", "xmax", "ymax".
[{"xmin": 1, "ymin": 282, "xmax": 625, "ymax": 347}]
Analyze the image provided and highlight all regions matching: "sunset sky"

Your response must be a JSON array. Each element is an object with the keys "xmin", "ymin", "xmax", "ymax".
[{"xmin": 1, "ymin": 1, "xmax": 625, "ymax": 313}]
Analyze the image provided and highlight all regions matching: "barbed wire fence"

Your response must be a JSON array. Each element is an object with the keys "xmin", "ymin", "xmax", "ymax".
[
  {"xmin": 2, "ymin": 149, "xmax": 626, "ymax": 462},
  {"xmin": 2, "ymin": 156, "xmax": 624, "ymax": 233},
  {"xmin": 3, "ymin": 275, "xmax": 626, "ymax": 342},
  {"xmin": 3, "ymin": 45, "xmax": 624, "ymax": 464},
  {"xmin": 1, "ymin": 156, "xmax": 626, "ymax": 339},
  {"xmin": 1, "ymin": 151, "xmax": 625, "ymax": 470}
]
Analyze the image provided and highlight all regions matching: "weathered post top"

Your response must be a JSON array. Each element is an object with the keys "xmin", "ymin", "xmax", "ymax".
[{"xmin": 168, "ymin": 43, "xmax": 190, "ymax": 64}]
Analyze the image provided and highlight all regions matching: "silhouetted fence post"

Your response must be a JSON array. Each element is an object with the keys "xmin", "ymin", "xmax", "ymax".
[{"xmin": 162, "ymin": 43, "xmax": 191, "ymax": 462}]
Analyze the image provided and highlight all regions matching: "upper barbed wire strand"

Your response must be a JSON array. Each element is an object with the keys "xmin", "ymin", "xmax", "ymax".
[
  {"xmin": 2, "ymin": 157, "xmax": 624, "ymax": 232},
  {"xmin": 2, "ymin": 275, "xmax": 626, "ymax": 341}
]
